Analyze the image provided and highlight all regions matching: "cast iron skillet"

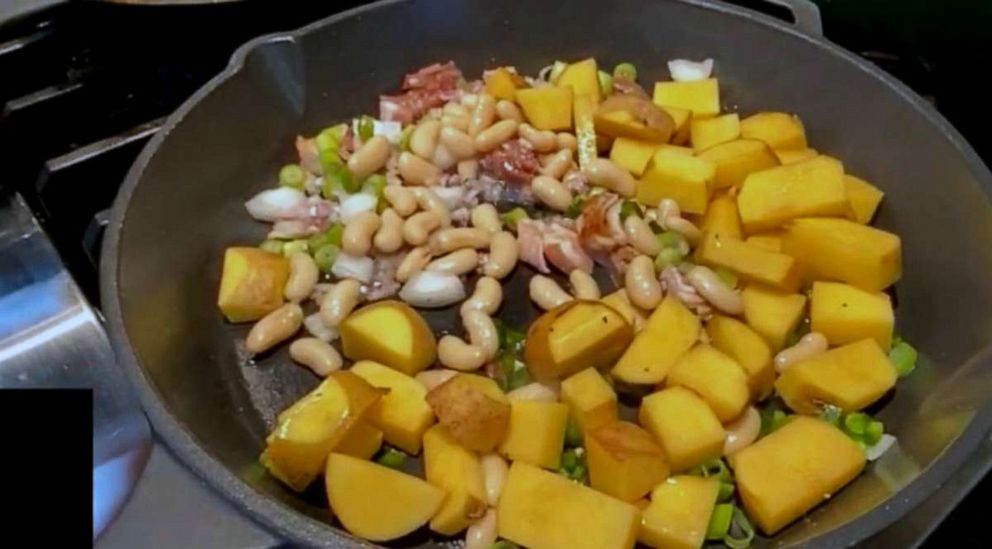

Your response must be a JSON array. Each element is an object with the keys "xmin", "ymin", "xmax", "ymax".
[{"xmin": 101, "ymin": 0, "xmax": 992, "ymax": 547}]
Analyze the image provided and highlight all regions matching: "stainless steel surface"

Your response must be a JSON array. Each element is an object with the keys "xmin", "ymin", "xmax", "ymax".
[{"xmin": 762, "ymin": 0, "xmax": 823, "ymax": 35}]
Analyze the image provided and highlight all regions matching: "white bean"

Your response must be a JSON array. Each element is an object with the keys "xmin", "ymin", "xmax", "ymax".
[
  {"xmin": 496, "ymin": 100, "xmax": 523, "ymax": 122},
  {"xmin": 426, "ymin": 248, "xmax": 480, "ymax": 276},
  {"xmin": 437, "ymin": 335, "xmax": 488, "ymax": 371},
  {"xmin": 686, "ymin": 265, "xmax": 744, "ymax": 315},
  {"xmin": 624, "ymin": 215, "xmax": 661, "ymax": 256},
  {"xmin": 402, "ymin": 211, "xmax": 442, "ymax": 246},
  {"xmin": 464, "ymin": 309, "xmax": 499, "ymax": 359},
  {"xmin": 480, "ymin": 453, "xmax": 508, "ymax": 507},
  {"xmin": 507, "ymin": 381, "xmax": 560, "ymax": 402},
  {"xmin": 429, "ymin": 227, "xmax": 491, "ymax": 254},
  {"xmin": 245, "ymin": 303, "xmax": 303, "ymax": 354},
  {"xmin": 529, "ymin": 275, "xmax": 573, "ymax": 310},
  {"xmin": 461, "ymin": 276, "xmax": 503, "ymax": 316},
  {"xmin": 541, "ymin": 149, "xmax": 574, "ymax": 180},
  {"xmin": 398, "ymin": 151, "xmax": 440, "ymax": 185},
  {"xmin": 475, "ymin": 120, "xmax": 519, "ymax": 153},
  {"xmin": 412, "ymin": 187, "xmax": 452, "ymax": 226},
  {"xmin": 415, "ymin": 369, "xmax": 459, "ymax": 392},
  {"xmin": 284, "ymin": 252, "xmax": 319, "ymax": 302},
  {"xmin": 585, "ymin": 157, "xmax": 636, "ymax": 197},
  {"xmin": 346, "ymin": 136, "xmax": 391, "ymax": 181},
  {"xmin": 439, "ymin": 126, "xmax": 477, "ymax": 159},
  {"xmin": 468, "ymin": 93, "xmax": 497, "ymax": 137},
  {"xmin": 458, "ymin": 159, "xmax": 479, "ymax": 179},
  {"xmin": 471, "ymin": 204, "xmax": 502, "ymax": 233},
  {"xmin": 319, "ymin": 279, "xmax": 362, "ymax": 328},
  {"xmin": 519, "ymin": 123, "xmax": 557, "ymax": 152},
  {"xmin": 723, "ymin": 406, "xmax": 761, "ymax": 456},
  {"xmin": 383, "ymin": 185, "xmax": 418, "ymax": 217},
  {"xmin": 410, "ymin": 120, "xmax": 441, "ymax": 160},
  {"xmin": 531, "ymin": 175, "xmax": 573, "ymax": 212},
  {"xmin": 395, "ymin": 246, "xmax": 432, "ymax": 283},
  {"xmin": 289, "ymin": 337, "xmax": 343, "ymax": 377},
  {"xmin": 342, "ymin": 211, "xmax": 380, "ymax": 256},
  {"xmin": 373, "ymin": 208, "xmax": 404, "ymax": 253},
  {"xmin": 774, "ymin": 332, "xmax": 829, "ymax": 373},
  {"xmin": 465, "ymin": 509, "xmax": 498, "ymax": 549},
  {"xmin": 461, "ymin": 93, "xmax": 479, "ymax": 109},
  {"xmin": 657, "ymin": 198, "xmax": 702, "ymax": 245},
  {"xmin": 441, "ymin": 114, "xmax": 470, "ymax": 132},
  {"xmin": 556, "ymin": 132, "xmax": 577, "ymax": 152},
  {"xmin": 431, "ymin": 143, "xmax": 458, "ymax": 171},
  {"xmin": 569, "ymin": 269, "xmax": 601, "ymax": 300},
  {"xmin": 482, "ymin": 231, "xmax": 519, "ymax": 279},
  {"xmin": 625, "ymin": 255, "xmax": 662, "ymax": 309}
]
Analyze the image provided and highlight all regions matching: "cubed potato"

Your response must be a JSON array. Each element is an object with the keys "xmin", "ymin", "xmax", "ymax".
[
  {"xmin": 699, "ymin": 193, "xmax": 743, "ymax": 240},
  {"xmin": 484, "ymin": 67, "xmax": 520, "ymax": 101},
  {"xmin": 667, "ymin": 344, "xmax": 751, "ymax": 422},
  {"xmin": 782, "ymin": 217, "xmax": 902, "ymax": 292},
  {"xmin": 601, "ymin": 289, "xmax": 650, "ymax": 333},
  {"xmin": 729, "ymin": 416, "xmax": 865, "ymax": 535},
  {"xmin": 697, "ymin": 139, "xmax": 780, "ymax": 189},
  {"xmin": 639, "ymin": 476, "xmax": 720, "ymax": 549},
  {"xmin": 261, "ymin": 371, "xmax": 383, "ymax": 492},
  {"xmin": 423, "ymin": 425, "xmax": 487, "ymax": 535},
  {"xmin": 561, "ymin": 367, "xmax": 618, "ymax": 433},
  {"xmin": 776, "ymin": 339, "xmax": 897, "ymax": 413},
  {"xmin": 745, "ymin": 232, "xmax": 783, "ymax": 252},
  {"xmin": 661, "ymin": 105, "xmax": 693, "ymax": 145},
  {"xmin": 340, "ymin": 300, "xmax": 437, "ymax": 375},
  {"xmin": 426, "ymin": 374, "xmax": 509, "ymax": 453},
  {"xmin": 524, "ymin": 300, "xmax": 634, "ymax": 382},
  {"xmin": 740, "ymin": 112, "xmax": 807, "ymax": 151},
  {"xmin": 497, "ymin": 461, "xmax": 640, "ymax": 549},
  {"xmin": 334, "ymin": 420, "xmax": 383, "ymax": 460},
  {"xmin": 737, "ymin": 156, "xmax": 848, "ymax": 233},
  {"xmin": 351, "ymin": 360, "xmax": 435, "ymax": 454},
  {"xmin": 516, "ymin": 86, "xmax": 573, "ymax": 130},
  {"xmin": 691, "ymin": 113, "xmax": 740, "ymax": 151},
  {"xmin": 638, "ymin": 148, "xmax": 715, "ymax": 214},
  {"xmin": 706, "ymin": 315, "xmax": 775, "ymax": 400},
  {"xmin": 844, "ymin": 175, "xmax": 885, "ymax": 224},
  {"xmin": 325, "ymin": 453, "xmax": 445, "ymax": 542},
  {"xmin": 811, "ymin": 281, "xmax": 894, "ymax": 349},
  {"xmin": 695, "ymin": 232, "xmax": 800, "ymax": 291},
  {"xmin": 595, "ymin": 108, "xmax": 674, "ymax": 143},
  {"xmin": 775, "ymin": 147, "xmax": 819, "ymax": 165},
  {"xmin": 653, "ymin": 79, "xmax": 720, "ymax": 118},
  {"xmin": 557, "ymin": 58, "xmax": 601, "ymax": 100},
  {"xmin": 500, "ymin": 400, "xmax": 569, "ymax": 469},
  {"xmin": 639, "ymin": 387, "xmax": 725, "ymax": 472},
  {"xmin": 574, "ymin": 93, "xmax": 598, "ymax": 169},
  {"xmin": 612, "ymin": 296, "xmax": 700, "ymax": 385},
  {"xmin": 610, "ymin": 137, "xmax": 659, "ymax": 176},
  {"xmin": 741, "ymin": 285, "xmax": 807, "ymax": 351},
  {"xmin": 217, "ymin": 247, "xmax": 289, "ymax": 322},
  {"xmin": 587, "ymin": 421, "xmax": 670, "ymax": 501}
]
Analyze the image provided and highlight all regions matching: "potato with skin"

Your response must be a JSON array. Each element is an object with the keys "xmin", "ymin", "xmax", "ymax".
[
  {"xmin": 706, "ymin": 315, "xmax": 775, "ymax": 399},
  {"xmin": 639, "ymin": 387, "xmax": 725, "ymax": 472},
  {"xmin": 612, "ymin": 296, "xmax": 700, "ymax": 385},
  {"xmin": 261, "ymin": 371, "xmax": 384, "ymax": 492},
  {"xmin": 601, "ymin": 289, "xmax": 650, "ymax": 333},
  {"xmin": 524, "ymin": 300, "xmax": 633, "ymax": 382},
  {"xmin": 339, "ymin": 300, "xmax": 437, "ymax": 375},
  {"xmin": 426, "ymin": 374, "xmax": 509, "ymax": 453},
  {"xmin": 423, "ymin": 425, "xmax": 487, "ymax": 535},
  {"xmin": 334, "ymin": 421, "xmax": 383, "ymax": 460},
  {"xmin": 586, "ymin": 421, "xmax": 670, "ymax": 502},
  {"xmin": 561, "ymin": 367, "xmax": 618, "ymax": 433},
  {"xmin": 500, "ymin": 400, "xmax": 569, "ymax": 469},
  {"xmin": 667, "ymin": 344, "xmax": 751, "ymax": 422},
  {"xmin": 217, "ymin": 247, "xmax": 289, "ymax": 322},
  {"xmin": 351, "ymin": 360, "xmax": 435, "ymax": 454},
  {"xmin": 325, "ymin": 453, "xmax": 445, "ymax": 542},
  {"xmin": 639, "ymin": 476, "xmax": 720, "ymax": 549}
]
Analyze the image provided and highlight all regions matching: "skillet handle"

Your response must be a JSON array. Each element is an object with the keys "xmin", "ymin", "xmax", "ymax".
[{"xmin": 757, "ymin": 0, "xmax": 823, "ymax": 36}]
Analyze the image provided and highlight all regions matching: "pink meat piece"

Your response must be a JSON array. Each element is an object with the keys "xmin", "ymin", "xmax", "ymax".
[
  {"xmin": 379, "ymin": 61, "xmax": 463, "ymax": 123},
  {"xmin": 478, "ymin": 140, "xmax": 540, "ymax": 185},
  {"xmin": 544, "ymin": 223, "xmax": 594, "ymax": 274},
  {"xmin": 516, "ymin": 219, "xmax": 549, "ymax": 273}
]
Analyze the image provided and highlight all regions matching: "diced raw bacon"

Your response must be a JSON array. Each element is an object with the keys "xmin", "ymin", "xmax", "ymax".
[
  {"xmin": 517, "ymin": 219, "xmax": 549, "ymax": 273},
  {"xmin": 478, "ymin": 140, "xmax": 541, "ymax": 185},
  {"xmin": 544, "ymin": 224, "xmax": 594, "ymax": 274},
  {"xmin": 379, "ymin": 61, "xmax": 463, "ymax": 123},
  {"xmin": 402, "ymin": 61, "xmax": 462, "ymax": 90},
  {"xmin": 296, "ymin": 135, "xmax": 321, "ymax": 174},
  {"xmin": 576, "ymin": 193, "xmax": 625, "ymax": 252}
]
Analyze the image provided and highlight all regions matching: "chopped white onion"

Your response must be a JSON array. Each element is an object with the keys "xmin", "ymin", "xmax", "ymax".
[
  {"xmin": 399, "ymin": 271, "xmax": 466, "ymax": 308},
  {"xmin": 432, "ymin": 186, "xmax": 466, "ymax": 211},
  {"xmin": 244, "ymin": 187, "xmax": 306, "ymax": 221},
  {"xmin": 331, "ymin": 253, "xmax": 375, "ymax": 283},
  {"xmin": 507, "ymin": 381, "xmax": 560, "ymax": 402},
  {"xmin": 374, "ymin": 120, "xmax": 403, "ymax": 144},
  {"xmin": 865, "ymin": 434, "xmax": 897, "ymax": 462},
  {"xmin": 303, "ymin": 313, "xmax": 339, "ymax": 342},
  {"xmin": 339, "ymin": 193, "xmax": 378, "ymax": 223},
  {"xmin": 668, "ymin": 58, "xmax": 714, "ymax": 82}
]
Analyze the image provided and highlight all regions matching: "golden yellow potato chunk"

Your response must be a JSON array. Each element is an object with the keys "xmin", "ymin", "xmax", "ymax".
[
  {"xmin": 667, "ymin": 344, "xmax": 751, "ymax": 422},
  {"xmin": 484, "ymin": 67, "xmax": 519, "ymax": 100},
  {"xmin": 652, "ymin": 79, "xmax": 721, "ymax": 117},
  {"xmin": 690, "ymin": 113, "xmax": 740, "ymax": 151},
  {"xmin": 217, "ymin": 247, "xmax": 288, "ymax": 322},
  {"xmin": 561, "ymin": 367, "xmax": 618, "ymax": 433},
  {"xmin": 524, "ymin": 300, "xmax": 633, "ymax": 382},
  {"xmin": 339, "ymin": 300, "xmax": 437, "ymax": 375},
  {"xmin": 638, "ymin": 148, "xmax": 715, "ymax": 214},
  {"xmin": 639, "ymin": 476, "xmax": 720, "ymax": 549},
  {"xmin": 639, "ymin": 387, "xmax": 725, "ymax": 472},
  {"xmin": 516, "ymin": 86, "xmax": 573, "ymax": 130},
  {"xmin": 351, "ymin": 360, "xmax": 435, "ymax": 454},
  {"xmin": 706, "ymin": 315, "xmax": 775, "ymax": 400},
  {"xmin": 737, "ymin": 155, "xmax": 848, "ymax": 233},
  {"xmin": 739, "ymin": 112, "xmax": 807, "ymax": 151},
  {"xmin": 741, "ymin": 284, "xmax": 808, "ymax": 351},
  {"xmin": 698, "ymin": 193, "xmax": 743, "ymax": 241},
  {"xmin": 844, "ymin": 174, "xmax": 885, "ymax": 224},
  {"xmin": 697, "ymin": 138, "xmax": 780, "ymax": 189},
  {"xmin": 774, "ymin": 147, "xmax": 818, "ymax": 165},
  {"xmin": 610, "ymin": 137, "xmax": 660, "ymax": 176},
  {"xmin": 612, "ymin": 296, "xmax": 700, "ymax": 385},
  {"xmin": 696, "ymin": 233, "xmax": 800, "ymax": 292},
  {"xmin": 557, "ymin": 58, "xmax": 601, "ymax": 100},
  {"xmin": 426, "ymin": 374, "xmax": 509, "ymax": 453},
  {"xmin": 334, "ymin": 420, "xmax": 383, "ymax": 460},
  {"xmin": 601, "ymin": 289, "xmax": 650, "ymax": 333},
  {"xmin": 782, "ymin": 217, "xmax": 902, "ymax": 292},
  {"xmin": 422, "ymin": 425, "xmax": 487, "ymax": 535},
  {"xmin": 500, "ymin": 400, "xmax": 569, "ymax": 469},
  {"xmin": 810, "ymin": 281, "xmax": 894, "ymax": 349},
  {"xmin": 586, "ymin": 421, "xmax": 670, "ymax": 502}
]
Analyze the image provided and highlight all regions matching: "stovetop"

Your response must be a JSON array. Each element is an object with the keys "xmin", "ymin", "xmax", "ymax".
[{"xmin": 1, "ymin": 0, "xmax": 989, "ymax": 547}]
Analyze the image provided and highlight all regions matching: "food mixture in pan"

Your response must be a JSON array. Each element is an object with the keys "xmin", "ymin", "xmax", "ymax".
[{"xmin": 216, "ymin": 57, "xmax": 919, "ymax": 549}]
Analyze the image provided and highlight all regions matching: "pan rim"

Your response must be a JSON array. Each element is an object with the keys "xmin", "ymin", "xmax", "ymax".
[{"xmin": 100, "ymin": 0, "xmax": 992, "ymax": 547}]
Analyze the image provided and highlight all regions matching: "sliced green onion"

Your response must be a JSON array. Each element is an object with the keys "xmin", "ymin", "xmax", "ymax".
[
  {"xmin": 319, "ymin": 149, "xmax": 343, "ymax": 184},
  {"xmin": 715, "ymin": 266, "xmax": 738, "ymax": 288},
  {"xmin": 597, "ymin": 70, "xmax": 614, "ymax": 98},
  {"xmin": 361, "ymin": 173, "xmax": 387, "ymax": 199},
  {"xmin": 313, "ymin": 244, "xmax": 340, "ymax": 274},
  {"xmin": 548, "ymin": 61, "xmax": 568, "ymax": 83},
  {"xmin": 357, "ymin": 115, "xmax": 375, "ymax": 141},
  {"xmin": 618, "ymin": 200, "xmax": 641, "ymax": 222},
  {"xmin": 375, "ymin": 447, "xmax": 406, "ymax": 470},
  {"xmin": 843, "ymin": 412, "xmax": 871, "ymax": 436},
  {"xmin": 706, "ymin": 503, "xmax": 735, "ymax": 540},
  {"xmin": 399, "ymin": 125, "xmax": 415, "ymax": 151},
  {"xmin": 565, "ymin": 195, "xmax": 588, "ymax": 219},
  {"xmin": 308, "ymin": 223, "xmax": 344, "ymax": 254},
  {"xmin": 564, "ymin": 418, "xmax": 583, "ymax": 447},
  {"xmin": 613, "ymin": 62, "xmax": 638, "ymax": 81},
  {"xmin": 718, "ymin": 481, "xmax": 736, "ymax": 502},
  {"xmin": 568, "ymin": 463, "xmax": 587, "ymax": 482},
  {"xmin": 495, "ymin": 318, "xmax": 526, "ymax": 353},
  {"xmin": 761, "ymin": 406, "xmax": 790, "ymax": 436},
  {"xmin": 865, "ymin": 420, "xmax": 884, "ymax": 446},
  {"xmin": 322, "ymin": 162, "xmax": 358, "ymax": 195},
  {"xmin": 656, "ymin": 230, "xmax": 687, "ymax": 250},
  {"xmin": 500, "ymin": 207, "xmax": 530, "ymax": 231},
  {"xmin": 490, "ymin": 539, "xmax": 521, "ymax": 549},
  {"xmin": 889, "ymin": 337, "xmax": 918, "ymax": 378},
  {"xmin": 282, "ymin": 239, "xmax": 309, "ymax": 257},
  {"xmin": 278, "ymin": 164, "xmax": 306, "ymax": 189},
  {"xmin": 316, "ymin": 123, "xmax": 348, "ymax": 153},
  {"xmin": 690, "ymin": 459, "xmax": 732, "ymax": 483},
  {"xmin": 259, "ymin": 239, "xmax": 285, "ymax": 255},
  {"xmin": 560, "ymin": 449, "xmax": 579, "ymax": 471},
  {"xmin": 725, "ymin": 506, "xmax": 756, "ymax": 549},
  {"xmin": 818, "ymin": 404, "xmax": 842, "ymax": 427},
  {"xmin": 506, "ymin": 366, "xmax": 532, "ymax": 391},
  {"xmin": 655, "ymin": 247, "xmax": 685, "ymax": 271}
]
